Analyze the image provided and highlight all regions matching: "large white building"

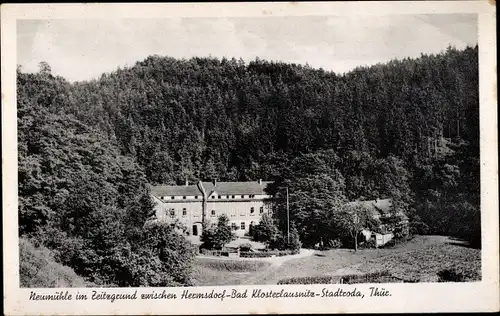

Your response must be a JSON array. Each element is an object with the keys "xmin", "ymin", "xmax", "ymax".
[{"xmin": 150, "ymin": 180, "xmax": 273, "ymax": 238}]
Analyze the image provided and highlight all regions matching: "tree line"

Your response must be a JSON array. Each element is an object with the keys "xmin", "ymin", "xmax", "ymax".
[{"xmin": 17, "ymin": 44, "xmax": 480, "ymax": 286}]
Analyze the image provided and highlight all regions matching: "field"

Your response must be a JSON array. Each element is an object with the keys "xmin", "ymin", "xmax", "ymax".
[{"xmin": 191, "ymin": 235, "xmax": 481, "ymax": 286}]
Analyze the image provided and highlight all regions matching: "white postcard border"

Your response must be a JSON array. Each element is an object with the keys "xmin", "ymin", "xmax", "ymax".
[{"xmin": 2, "ymin": 2, "xmax": 498, "ymax": 315}]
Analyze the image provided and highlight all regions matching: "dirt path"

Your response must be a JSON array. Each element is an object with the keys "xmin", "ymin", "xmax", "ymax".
[
  {"xmin": 196, "ymin": 249, "xmax": 315, "ymax": 285},
  {"xmin": 266, "ymin": 249, "xmax": 315, "ymax": 267}
]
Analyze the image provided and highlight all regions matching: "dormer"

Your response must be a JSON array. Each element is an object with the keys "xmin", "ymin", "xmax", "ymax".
[{"xmin": 208, "ymin": 191, "xmax": 218, "ymax": 199}]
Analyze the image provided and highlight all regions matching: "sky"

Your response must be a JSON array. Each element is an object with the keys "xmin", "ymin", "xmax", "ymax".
[{"xmin": 17, "ymin": 14, "xmax": 478, "ymax": 82}]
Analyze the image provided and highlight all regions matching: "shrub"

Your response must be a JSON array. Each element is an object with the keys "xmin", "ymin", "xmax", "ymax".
[
  {"xmin": 140, "ymin": 221, "xmax": 196, "ymax": 286},
  {"xmin": 437, "ymin": 267, "xmax": 479, "ymax": 282},
  {"xmin": 201, "ymin": 215, "xmax": 236, "ymax": 250},
  {"xmin": 239, "ymin": 243, "xmax": 253, "ymax": 252},
  {"xmin": 277, "ymin": 271, "xmax": 410, "ymax": 285},
  {"xmin": 325, "ymin": 238, "xmax": 343, "ymax": 249},
  {"xmin": 410, "ymin": 220, "xmax": 430, "ymax": 235},
  {"xmin": 268, "ymin": 234, "xmax": 287, "ymax": 250},
  {"xmin": 379, "ymin": 239, "xmax": 396, "ymax": 248},
  {"xmin": 341, "ymin": 271, "xmax": 402, "ymax": 284},
  {"xmin": 252, "ymin": 213, "xmax": 278, "ymax": 243},
  {"xmin": 287, "ymin": 224, "xmax": 302, "ymax": 251},
  {"xmin": 437, "ymin": 268, "xmax": 465, "ymax": 282},
  {"xmin": 358, "ymin": 238, "xmax": 377, "ymax": 249},
  {"xmin": 278, "ymin": 276, "xmax": 339, "ymax": 285},
  {"xmin": 19, "ymin": 238, "xmax": 88, "ymax": 288}
]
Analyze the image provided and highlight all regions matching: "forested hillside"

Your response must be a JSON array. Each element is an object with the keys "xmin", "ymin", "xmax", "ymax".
[
  {"xmin": 18, "ymin": 67, "xmax": 196, "ymax": 287},
  {"xmin": 18, "ymin": 45, "xmax": 480, "ymax": 285}
]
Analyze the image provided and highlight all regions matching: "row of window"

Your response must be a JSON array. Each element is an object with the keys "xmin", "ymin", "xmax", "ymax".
[
  {"xmin": 211, "ymin": 194, "xmax": 257, "ymax": 199},
  {"xmin": 211, "ymin": 207, "xmax": 264, "ymax": 216},
  {"xmin": 168, "ymin": 207, "xmax": 265, "ymax": 218},
  {"xmin": 162, "ymin": 194, "xmax": 258, "ymax": 200},
  {"xmin": 231, "ymin": 221, "xmax": 257, "ymax": 230},
  {"xmin": 169, "ymin": 208, "xmax": 188, "ymax": 217},
  {"xmin": 163, "ymin": 196, "xmax": 199, "ymax": 200}
]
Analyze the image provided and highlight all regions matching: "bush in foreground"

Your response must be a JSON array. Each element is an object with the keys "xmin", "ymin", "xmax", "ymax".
[
  {"xmin": 239, "ymin": 243, "xmax": 253, "ymax": 252},
  {"xmin": 277, "ymin": 271, "xmax": 414, "ymax": 285},
  {"xmin": 201, "ymin": 214, "xmax": 236, "ymax": 250},
  {"xmin": 437, "ymin": 267, "xmax": 479, "ymax": 282},
  {"xmin": 19, "ymin": 238, "xmax": 88, "ymax": 288}
]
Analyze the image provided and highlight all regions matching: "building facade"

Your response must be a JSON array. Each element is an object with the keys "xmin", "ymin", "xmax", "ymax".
[
  {"xmin": 150, "ymin": 180, "xmax": 273, "ymax": 238},
  {"xmin": 349, "ymin": 198, "xmax": 410, "ymax": 247}
]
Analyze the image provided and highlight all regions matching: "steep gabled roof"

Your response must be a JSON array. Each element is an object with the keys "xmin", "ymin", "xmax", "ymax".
[{"xmin": 149, "ymin": 181, "xmax": 272, "ymax": 197}]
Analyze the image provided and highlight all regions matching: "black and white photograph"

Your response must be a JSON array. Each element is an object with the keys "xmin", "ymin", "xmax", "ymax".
[{"xmin": 2, "ymin": 2, "xmax": 498, "ymax": 315}]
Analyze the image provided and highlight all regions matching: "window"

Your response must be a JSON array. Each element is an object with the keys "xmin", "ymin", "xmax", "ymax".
[
  {"xmin": 231, "ymin": 223, "xmax": 237, "ymax": 230},
  {"xmin": 211, "ymin": 210, "xmax": 216, "ymax": 216},
  {"xmin": 260, "ymin": 207, "xmax": 264, "ymax": 214},
  {"xmin": 171, "ymin": 196, "xmax": 175, "ymax": 200},
  {"xmin": 182, "ymin": 196, "xmax": 186, "ymax": 200},
  {"xmin": 182, "ymin": 208, "xmax": 187, "ymax": 216},
  {"xmin": 226, "ymin": 195, "xmax": 230, "ymax": 199},
  {"xmin": 218, "ymin": 195, "xmax": 222, "ymax": 199},
  {"xmin": 250, "ymin": 195, "xmax": 255, "ymax": 198},
  {"xmin": 232, "ymin": 195, "xmax": 235, "ymax": 198},
  {"xmin": 241, "ymin": 195, "xmax": 245, "ymax": 198},
  {"xmin": 195, "ymin": 196, "xmax": 198, "ymax": 199},
  {"xmin": 240, "ymin": 222, "xmax": 245, "ymax": 230},
  {"xmin": 250, "ymin": 207, "xmax": 255, "ymax": 214},
  {"xmin": 211, "ymin": 196, "xmax": 215, "ymax": 199}
]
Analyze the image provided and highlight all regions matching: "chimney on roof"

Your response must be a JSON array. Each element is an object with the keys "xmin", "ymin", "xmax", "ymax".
[
  {"xmin": 212, "ymin": 179, "xmax": 217, "ymax": 186},
  {"xmin": 258, "ymin": 179, "xmax": 262, "ymax": 185}
]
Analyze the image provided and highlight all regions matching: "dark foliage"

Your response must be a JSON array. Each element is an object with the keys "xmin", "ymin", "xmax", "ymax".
[
  {"xmin": 18, "ymin": 45, "xmax": 480, "ymax": 285},
  {"xmin": 239, "ymin": 243, "xmax": 253, "ymax": 252},
  {"xmin": 17, "ymin": 65, "xmax": 195, "ymax": 287},
  {"xmin": 200, "ymin": 214, "xmax": 236, "ymax": 250},
  {"xmin": 436, "ymin": 267, "xmax": 480, "ymax": 282},
  {"xmin": 277, "ymin": 271, "xmax": 414, "ymax": 285}
]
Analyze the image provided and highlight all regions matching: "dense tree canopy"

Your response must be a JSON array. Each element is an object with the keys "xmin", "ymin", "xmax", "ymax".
[
  {"xmin": 17, "ymin": 66, "xmax": 195, "ymax": 287},
  {"xmin": 17, "ymin": 45, "xmax": 481, "ymax": 286}
]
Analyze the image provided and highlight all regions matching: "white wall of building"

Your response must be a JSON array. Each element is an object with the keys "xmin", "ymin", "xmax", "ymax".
[{"xmin": 152, "ymin": 196, "xmax": 272, "ymax": 237}]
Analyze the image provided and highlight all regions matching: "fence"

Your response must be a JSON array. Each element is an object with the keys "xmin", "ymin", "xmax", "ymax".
[
  {"xmin": 200, "ymin": 248, "xmax": 239, "ymax": 257},
  {"xmin": 239, "ymin": 249, "xmax": 299, "ymax": 258},
  {"xmin": 200, "ymin": 248, "xmax": 299, "ymax": 258}
]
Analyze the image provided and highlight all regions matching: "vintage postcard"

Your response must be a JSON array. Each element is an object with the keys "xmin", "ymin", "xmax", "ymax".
[{"xmin": 2, "ymin": 1, "xmax": 498, "ymax": 315}]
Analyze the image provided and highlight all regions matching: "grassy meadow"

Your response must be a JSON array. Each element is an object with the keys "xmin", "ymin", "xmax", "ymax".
[{"xmin": 191, "ymin": 236, "xmax": 481, "ymax": 286}]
